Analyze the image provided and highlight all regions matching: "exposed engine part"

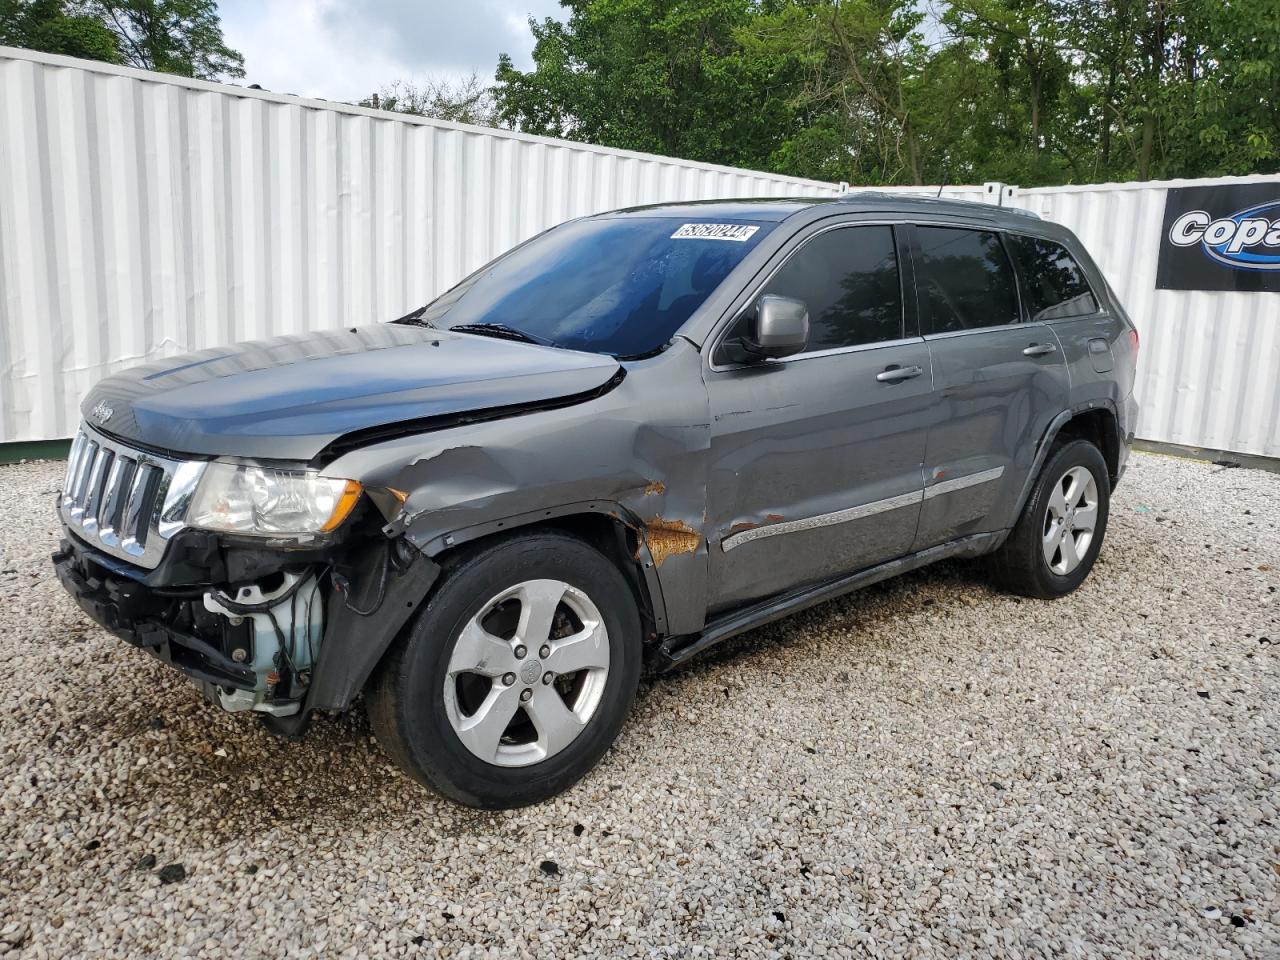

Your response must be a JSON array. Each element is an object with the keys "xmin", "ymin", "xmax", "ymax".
[{"xmin": 202, "ymin": 572, "xmax": 323, "ymax": 717}]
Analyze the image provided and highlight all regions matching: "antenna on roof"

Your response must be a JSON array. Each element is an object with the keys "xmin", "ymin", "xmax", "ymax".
[{"xmin": 935, "ymin": 156, "xmax": 952, "ymax": 199}]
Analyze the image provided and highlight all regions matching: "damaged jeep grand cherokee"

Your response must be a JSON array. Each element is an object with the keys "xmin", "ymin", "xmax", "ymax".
[{"xmin": 54, "ymin": 195, "xmax": 1138, "ymax": 808}]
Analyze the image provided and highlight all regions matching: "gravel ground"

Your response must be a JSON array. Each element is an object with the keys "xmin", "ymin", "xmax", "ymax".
[{"xmin": 0, "ymin": 452, "xmax": 1276, "ymax": 959}]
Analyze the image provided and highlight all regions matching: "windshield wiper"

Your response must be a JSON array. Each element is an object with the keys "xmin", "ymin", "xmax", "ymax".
[
  {"xmin": 449, "ymin": 322, "xmax": 542, "ymax": 345},
  {"xmin": 392, "ymin": 305, "xmax": 433, "ymax": 327}
]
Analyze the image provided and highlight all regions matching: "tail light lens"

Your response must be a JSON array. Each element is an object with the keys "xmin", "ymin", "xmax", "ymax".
[{"xmin": 1129, "ymin": 328, "xmax": 1139, "ymax": 357}]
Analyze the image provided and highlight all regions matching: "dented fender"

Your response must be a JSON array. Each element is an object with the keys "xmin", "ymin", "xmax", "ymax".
[{"xmin": 322, "ymin": 339, "xmax": 713, "ymax": 636}]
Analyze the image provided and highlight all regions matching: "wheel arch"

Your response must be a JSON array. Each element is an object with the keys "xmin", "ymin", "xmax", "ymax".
[
  {"xmin": 1052, "ymin": 406, "xmax": 1122, "ymax": 485},
  {"xmin": 1013, "ymin": 400, "xmax": 1121, "ymax": 522},
  {"xmin": 420, "ymin": 501, "xmax": 670, "ymax": 643},
  {"xmin": 304, "ymin": 503, "xmax": 667, "ymax": 718}
]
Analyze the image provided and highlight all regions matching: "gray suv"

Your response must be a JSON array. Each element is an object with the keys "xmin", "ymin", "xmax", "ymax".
[{"xmin": 53, "ymin": 194, "xmax": 1138, "ymax": 808}]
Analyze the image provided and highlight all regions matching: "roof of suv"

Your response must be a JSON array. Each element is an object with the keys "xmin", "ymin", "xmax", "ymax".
[{"xmin": 606, "ymin": 191, "xmax": 1042, "ymax": 227}]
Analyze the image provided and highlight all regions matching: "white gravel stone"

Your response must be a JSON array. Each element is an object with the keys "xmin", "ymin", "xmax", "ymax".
[{"xmin": 0, "ymin": 452, "xmax": 1276, "ymax": 958}]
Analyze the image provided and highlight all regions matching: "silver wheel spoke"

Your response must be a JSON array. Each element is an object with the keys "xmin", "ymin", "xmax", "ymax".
[
  {"xmin": 515, "ymin": 580, "xmax": 567, "ymax": 648},
  {"xmin": 525, "ymin": 685, "xmax": 586, "ymax": 757},
  {"xmin": 546, "ymin": 621, "xmax": 609, "ymax": 674},
  {"xmin": 454, "ymin": 684, "xmax": 522, "ymax": 763},
  {"xmin": 1042, "ymin": 521, "xmax": 1063, "ymax": 566},
  {"xmin": 449, "ymin": 620, "xmax": 517, "ymax": 678},
  {"xmin": 1058, "ymin": 530, "xmax": 1081, "ymax": 571},
  {"xmin": 1073, "ymin": 503, "xmax": 1098, "ymax": 533},
  {"xmin": 1047, "ymin": 483, "xmax": 1069, "ymax": 519},
  {"xmin": 1062, "ymin": 473, "xmax": 1084, "ymax": 509}
]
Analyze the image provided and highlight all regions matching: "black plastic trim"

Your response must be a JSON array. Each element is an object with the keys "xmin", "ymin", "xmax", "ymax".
[
  {"xmin": 658, "ymin": 531, "xmax": 1006, "ymax": 668},
  {"xmin": 1013, "ymin": 399, "xmax": 1122, "ymax": 518},
  {"xmin": 53, "ymin": 542, "xmax": 258, "ymax": 690},
  {"xmin": 304, "ymin": 544, "xmax": 441, "ymax": 713}
]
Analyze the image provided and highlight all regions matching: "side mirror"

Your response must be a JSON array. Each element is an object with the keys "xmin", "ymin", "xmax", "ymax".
[{"xmin": 743, "ymin": 295, "xmax": 809, "ymax": 360}]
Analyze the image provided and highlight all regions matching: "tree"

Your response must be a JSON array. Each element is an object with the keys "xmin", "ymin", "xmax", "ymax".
[
  {"xmin": 1, "ymin": 0, "xmax": 241, "ymax": 80},
  {"xmin": 743, "ymin": 0, "xmax": 966, "ymax": 185},
  {"xmin": 493, "ymin": 0, "xmax": 1278, "ymax": 186},
  {"xmin": 92, "ymin": 0, "xmax": 243, "ymax": 80},
  {"xmin": 0, "ymin": 0, "xmax": 122, "ymax": 63},
  {"xmin": 493, "ymin": 0, "xmax": 807, "ymax": 172},
  {"xmin": 1175, "ymin": 0, "xmax": 1278, "ymax": 176},
  {"xmin": 1063, "ymin": 0, "xmax": 1278, "ymax": 181},
  {"xmin": 360, "ymin": 74, "xmax": 502, "ymax": 128},
  {"xmin": 943, "ymin": 0, "xmax": 1072, "ymax": 179}
]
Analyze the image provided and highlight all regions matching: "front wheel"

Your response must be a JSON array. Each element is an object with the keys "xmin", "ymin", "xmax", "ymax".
[
  {"xmin": 367, "ymin": 532, "xmax": 641, "ymax": 808},
  {"xmin": 989, "ymin": 439, "xmax": 1111, "ymax": 599}
]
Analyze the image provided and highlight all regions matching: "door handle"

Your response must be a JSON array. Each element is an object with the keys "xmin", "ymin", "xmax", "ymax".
[
  {"xmin": 1023, "ymin": 342, "xmax": 1057, "ymax": 357},
  {"xmin": 876, "ymin": 364, "xmax": 924, "ymax": 383}
]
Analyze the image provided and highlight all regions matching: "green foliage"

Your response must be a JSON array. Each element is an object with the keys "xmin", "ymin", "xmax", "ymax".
[
  {"xmin": 1, "ymin": 0, "xmax": 121, "ymax": 62},
  {"xmin": 493, "ymin": 0, "xmax": 806, "ymax": 172},
  {"xmin": 93, "ymin": 0, "xmax": 243, "ymax": 79},
  {"xmin": 494, "ymin": 0, "xmax": 1280, "ymax": 185},
  {"xmin": 1, "ymin": 0, "xmax": 242, "ymax": 81}
]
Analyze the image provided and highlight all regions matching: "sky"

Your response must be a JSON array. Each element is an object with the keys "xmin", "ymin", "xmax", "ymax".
[{"xmin": 218, "ymin": 0, "xmax": 565, "ymax": 102}]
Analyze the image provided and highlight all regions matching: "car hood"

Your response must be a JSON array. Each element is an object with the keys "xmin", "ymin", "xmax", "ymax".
[{"xmin": 80, "ymin": 324, "xmax": 623, "ymax": 461}]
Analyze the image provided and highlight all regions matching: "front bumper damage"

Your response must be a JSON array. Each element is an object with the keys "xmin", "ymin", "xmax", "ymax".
[{"xmin": 53, "ymin": 526, "xmax": 439, "ymax": 735}]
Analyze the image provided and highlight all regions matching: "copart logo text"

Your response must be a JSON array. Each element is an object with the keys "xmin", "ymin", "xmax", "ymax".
[{"xmin": 1169, "ymin": 200, "xmax": 1280, "ymax": 271}]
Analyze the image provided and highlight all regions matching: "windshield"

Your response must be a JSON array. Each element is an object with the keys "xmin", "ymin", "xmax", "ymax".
[{"xmin": 417, "ymin": 216, "xmax": 774, "ymax": 357}]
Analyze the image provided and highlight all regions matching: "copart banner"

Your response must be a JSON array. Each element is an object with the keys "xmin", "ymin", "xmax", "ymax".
[{"xmin": 1156, "ymin": 183, "xmax": 1280, "ymax": 292}]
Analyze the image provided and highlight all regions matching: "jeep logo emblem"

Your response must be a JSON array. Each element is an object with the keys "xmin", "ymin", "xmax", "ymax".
[{"xmin": 90, "ymin": 400, "xmax": 114, "ymax": 424}]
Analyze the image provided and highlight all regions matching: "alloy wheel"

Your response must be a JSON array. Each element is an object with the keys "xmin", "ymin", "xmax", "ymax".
[
  {"xmin": 1042, "ymin": 465, "xmax": 1099, "ymax": 576},
  {"xmin": 443, "ymin": 579, "xmax": 611, "ymax": 767}
]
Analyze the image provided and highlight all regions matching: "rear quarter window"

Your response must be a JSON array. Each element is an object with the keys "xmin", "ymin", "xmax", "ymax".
[
  {"xmin": 916, "ymin": 226, "xmax": 1020, "ymax": 334},
  {"xmin": 1006, "ymin": 234, "xmax": 1100, "ymax": 321}
]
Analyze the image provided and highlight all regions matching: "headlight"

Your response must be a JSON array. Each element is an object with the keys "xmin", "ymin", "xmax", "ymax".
[{"xmin": 186, "ymin": 462, "xmax": 362, "ymax": 537}]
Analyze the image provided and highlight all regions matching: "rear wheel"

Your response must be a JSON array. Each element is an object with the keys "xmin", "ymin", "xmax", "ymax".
[
  {"xmin": 367, "ymin": 532, "xmax": 641, "ymax": 808},
  {"xmin": 990, "ymin": 439, "xmax": 1110, "ymax": 599}
]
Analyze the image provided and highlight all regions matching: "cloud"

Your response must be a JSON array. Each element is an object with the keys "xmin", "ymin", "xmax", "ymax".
[
  {"xmin": 321, "ymin": 0, "xmax": 554, "ymax": 76},
  {"xmin": 218, "ymin": 0, "xmax": 562, "ymax": 102}
]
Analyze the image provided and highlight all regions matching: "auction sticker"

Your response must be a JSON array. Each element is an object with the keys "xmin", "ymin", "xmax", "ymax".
[{"xmin": 670, "ymin": 223, "xmax": 759, "ymax": 242}]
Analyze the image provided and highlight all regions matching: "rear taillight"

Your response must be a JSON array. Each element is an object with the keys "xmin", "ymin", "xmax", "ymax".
[{"xmin": 1129, "ymin": 328, "xmax": 1139, "ymax": 357}]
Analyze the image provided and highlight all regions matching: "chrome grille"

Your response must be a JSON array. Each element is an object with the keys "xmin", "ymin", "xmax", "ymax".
[{"xmin": 59, "ymin": 425, "xmax": 206, "ymax": 569}]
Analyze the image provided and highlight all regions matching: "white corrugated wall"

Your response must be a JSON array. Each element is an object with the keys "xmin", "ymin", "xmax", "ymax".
[
  {"xmin": 1009, "ymin": 178, "xmax": 1280, "ymax": 458},
  {"xmin": 0, "ymin": 47, "xmax": 842, "ymax": 444},
  {"xmin": 1, "ymin": 47, "xmax": 1276, "ymax": 458}
]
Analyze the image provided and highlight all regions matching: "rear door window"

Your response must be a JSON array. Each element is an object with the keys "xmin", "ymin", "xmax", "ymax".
[
  {"xmin": 916, "ymin": 226, "xmax": 1020, "ymax": 334},
  {"xmin": 1006, "ymin": 234, "xmax": 1100, "ymax": 321},
  {"xmin": 757, "ymin": 225, "xmax": 903, "ymax": 350}
]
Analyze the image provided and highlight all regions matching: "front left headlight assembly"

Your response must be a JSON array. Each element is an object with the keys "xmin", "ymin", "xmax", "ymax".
[{"xmin": 186, "ymin": 462, "xmax": 363, "ymax": 537}]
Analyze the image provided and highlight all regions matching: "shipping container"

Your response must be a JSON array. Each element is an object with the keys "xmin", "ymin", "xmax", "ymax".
[
  {"xmin": 1, "ymin": 47, "xmax": 1276, "ymax": 459},
  {"xmin": 0, "ymin": 48, "xmax": 840, "ymax": 444}
]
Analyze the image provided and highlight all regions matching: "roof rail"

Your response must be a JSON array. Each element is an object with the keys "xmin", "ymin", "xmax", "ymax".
[{"xmin": 834, "ymin": 187, "xmax": 1042, "ymax": 219}]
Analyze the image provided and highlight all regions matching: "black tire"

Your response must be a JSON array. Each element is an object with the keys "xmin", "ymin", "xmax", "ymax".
[
  {"xmin": 989, "ymin": 439, "xmax": 1111, "ymax": 599},
  {"xmin": 367, "ymin": 532, "xmax": 641, "ymax": 808}
]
